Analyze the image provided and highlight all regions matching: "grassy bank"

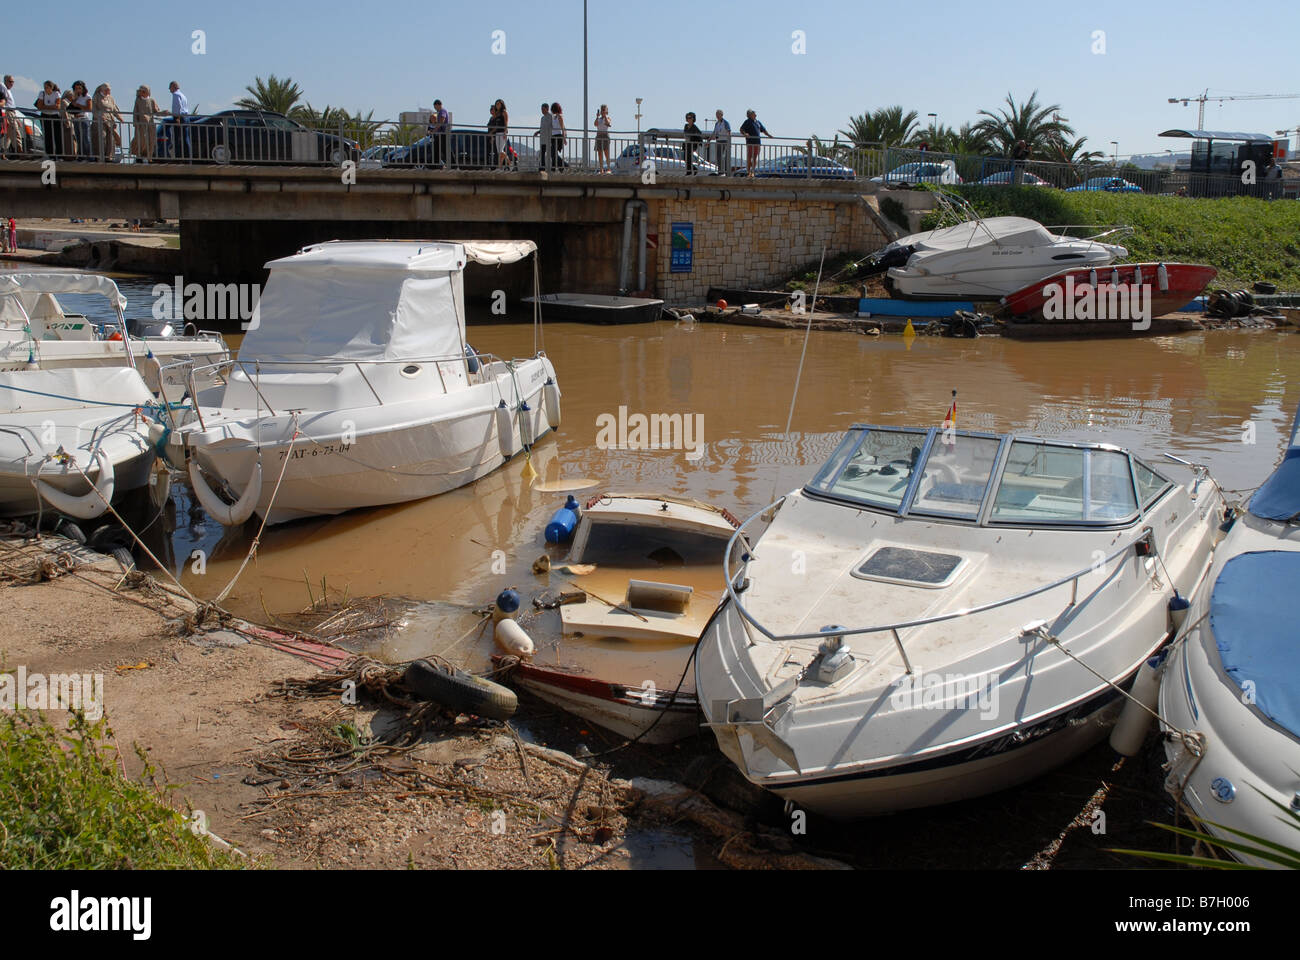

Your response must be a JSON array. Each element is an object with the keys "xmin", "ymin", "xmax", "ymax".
[
  {"xmin": 0, "ymin": 711, "xmax": 247, "ymax": 869},
  {"xmin": 926, "ymin": 186, "xmax": 1300, "ymax": 290}
]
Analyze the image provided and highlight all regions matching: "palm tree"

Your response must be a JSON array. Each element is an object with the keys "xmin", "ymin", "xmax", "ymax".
[
  {"xmin": 235, "ymin": 75, "xmax": 304, "ymax": 116},
  {"xmin": 950, "ymin": 122, "xmax": 993, "ymax": 156},
  {"xmin": 838, "ymin": 106, "xmax": 921, "ymax": 148},
  {"xmin": 973, "ymin": 91, "xmax": 1074, "ymax": 158}
]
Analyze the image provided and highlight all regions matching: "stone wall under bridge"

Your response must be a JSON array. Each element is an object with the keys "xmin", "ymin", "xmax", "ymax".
[{"xmin": 653, "ymin": 195, "xmax": 889, "ymax": 304}]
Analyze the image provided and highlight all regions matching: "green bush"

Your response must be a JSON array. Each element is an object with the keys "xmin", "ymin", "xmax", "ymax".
[
  {"xmin": 923, "ymin": 187, "xmax": 1300, "ymax": 289},
  {"xmin": 879, "ymin": 196, "xmax": 910, "ymax": 231},
  {"xmin": 0, "ymin": 711, "xmax": 248, "ymax": 869}
]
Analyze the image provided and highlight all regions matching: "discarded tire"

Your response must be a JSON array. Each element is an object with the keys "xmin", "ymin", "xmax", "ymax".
[{"xmin": 404, "ymin": 659, "xmax": 517, "ymax": 721}]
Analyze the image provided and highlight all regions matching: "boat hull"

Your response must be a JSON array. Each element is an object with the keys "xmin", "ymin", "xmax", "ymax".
[
  {"xmin": 494, "ymin": 656, "xmax": 699, "ymax": 744},
  {"xmin": 181, "ymin": 356, "xmax": 557, "ymax": 524},
  {"xmin": 1001, "ymin": 263, "xmax": 1218, "ymax": 322}
]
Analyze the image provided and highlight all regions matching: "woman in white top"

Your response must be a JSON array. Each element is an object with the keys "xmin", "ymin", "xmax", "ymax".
[
  {"xmin": 34, "ymin": 81, "xmax": 64, "ymax": 158},
  {"xmin": 64, "ymin": 81, "xmax": 92, "ymax": 159},
  {"xmin": 594, "ymin": 104, "xmax": 612, "ymax": 173}
]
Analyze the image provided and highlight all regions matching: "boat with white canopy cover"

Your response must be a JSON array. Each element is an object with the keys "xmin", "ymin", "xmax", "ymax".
[
  {"xmin": 0, "ymin": 272, "xmax": 229, "ymax": 392},
  {"xmin": 169, "ymin": 240, "xmax": 560, "ymax": 525},
  {"xmin": 0, "ymin": 365, "xmax": 161, "ymax": 519},
  {"xmin": 1160, "ymin": 405, "xmax": 1300, "ymax": 867},
  {"xmin": 695, "ymin": 423, "xmax": 1223, "ymax": 816}
]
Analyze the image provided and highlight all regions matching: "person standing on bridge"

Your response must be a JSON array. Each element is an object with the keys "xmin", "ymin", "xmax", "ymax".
[
  {"xmin": 1, "ymin": 76, "xmax": 22, "ymax": 155},
  {"xmin": 594, "ymin": 104, "xmax": 612, "ymax": 174},
  {"xmin": 683, "ymin": 112, "xmax": 702, "ymax": 175},
  {"xmin": 91, "ymin": 84, "xmax": 122, "ymax": 162},
  {"xmin": 489, "ymin": 100, "xmax": 509, "ymax": 171},
  {"xmin": 35, "ymin": 82, "xmax": 64, "ymax": 160},
  {"xmin": 166, "ymin": 81, "xmax": 190, "ymax": 159},
  {"xmin": 428, "ymin": 100, "xmax": 450, "ymax": 168},
  {"xmin": 7, "ymin": 217, "xmax": 15, "ymax": 253},
  {"xmin": 132, "ymin": 85, "xmax": 167, "ymax": 163},
  {"xmin": 740, "ymin": 109, "xmax": 771, "ymax": 177},
  {"xmin": 712, "ymin": 110, "xmax": 731, "ymax": 176},
  {"xmin": 549, "ymin": 103, "xmax": 566, "ymax": 169},
  {"xmin": 537, "ymin": 103, "xmax": 552, "ymax": 173}
]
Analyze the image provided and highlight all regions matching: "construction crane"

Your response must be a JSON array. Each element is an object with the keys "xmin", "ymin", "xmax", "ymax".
[{"xmin": 1167, "ymin": 89, "xmax": 1300, "ymax": 130}]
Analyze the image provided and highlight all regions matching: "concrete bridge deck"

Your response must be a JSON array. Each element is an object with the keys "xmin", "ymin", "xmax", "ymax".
[{"xmin": 0, "ymin": 160, "xmax": 892, "ymax": 301}]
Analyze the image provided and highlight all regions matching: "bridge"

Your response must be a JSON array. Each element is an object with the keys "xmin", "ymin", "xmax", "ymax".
[{"xmin": 0, "ymin": 159, "xmax": 892, "ymax": 303}]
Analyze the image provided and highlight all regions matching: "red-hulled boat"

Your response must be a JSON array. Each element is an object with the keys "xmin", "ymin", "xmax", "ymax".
[{"xmin": 1001, "ymin": 262, "xmax": 1218, "ymax": 322}]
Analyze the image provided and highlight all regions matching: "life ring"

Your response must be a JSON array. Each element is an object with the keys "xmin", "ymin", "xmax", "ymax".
[
  {"xmin": 35, "ymin": 447, "xmax": 115, "ymax": 520},
  {"xmin": 188, "ymin": 455, "xmax": 262, "ymax": 526}
]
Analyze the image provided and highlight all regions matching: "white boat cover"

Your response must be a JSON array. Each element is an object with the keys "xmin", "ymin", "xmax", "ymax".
[
  {"xmin": 0, "ymin": 367, "xmax": 153, "ymax": 414},
  {"xmin": 241, "ymin": 240, "xmax": 537, "ymax": 363},
  {"xmin": 0, "ymin": 273, "xmax": 127, "ymax": 311},
  {"xmin": 900, "ymin": 217, "xmax": 1056, "ymax": 252}
]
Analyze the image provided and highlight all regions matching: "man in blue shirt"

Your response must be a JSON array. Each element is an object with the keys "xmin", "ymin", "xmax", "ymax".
[
  {"xmin": 740, "ymin": 109, "xmax": 771, "ymax": 177},
  {"xmin": 167, "ymin": 81, "xmax": 190, "ymax": 158},
  {"xmin": 428, "ymin": 99, "xmax": 450, "ymax": 168}
]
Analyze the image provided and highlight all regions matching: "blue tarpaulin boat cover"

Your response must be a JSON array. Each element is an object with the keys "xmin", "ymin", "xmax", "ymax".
[
  {"xmin": 1211, "ymin": 550, "xmax": 1300, "ymax": 739},
  {"xmin": 1248, "ymin": 405, "xmax": 1300, "ymax": 521}
]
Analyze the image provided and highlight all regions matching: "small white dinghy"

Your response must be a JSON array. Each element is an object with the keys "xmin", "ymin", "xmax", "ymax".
[
  {"xmin": 696, "ymin": 423, "xmax": 1224, "ymax": 817},
  {"xmin": 0, "ymin": 272, "xmax": 229, "ymax": 394},
  {"xmin": 1159, "ymin": 406, "xmax": 1300, "ymax": 867},
  {"xmin": 169, "ymin": 240, "xmax": 561, "ymax": 526},
  {"xmin": 495, "ymin": 493, "xmax": 739, "ymax": 744},
  {"xmin": 0, "ymin": 366, "xmax": 161, "ymax": 519}
]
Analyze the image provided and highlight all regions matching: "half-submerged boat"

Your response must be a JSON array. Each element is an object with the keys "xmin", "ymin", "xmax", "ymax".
[
  {"xmin": 495, "ymin": 493, "xmax": 738, "ymax": 743},
  {"xmin": 696, "ymin": 423, "xmax": 1224, "ymax": 816},
  {"xmin": 522, "ymin": 293, "xmax": 664, "ymax": 325},
  {"xmin": 0, "ymin": 272, "xmax": 229, "ymax": 393},
  {"xmin": 1159, "ymin": 405, "xmax": 1300, "ymax": 867},
  {"xmin": 0, "ymin": 366, "xmax": 162, "ymax": 519},
  {"xmin": 1001, "ymin": 262, "xmax": 1218, "ymax": 323},
  {"xmin": 170, "ymin": 240, "xmax": 560, "ymax": 526}
]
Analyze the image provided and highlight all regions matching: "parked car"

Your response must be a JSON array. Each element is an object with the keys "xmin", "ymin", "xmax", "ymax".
[
  {"xmin": 753, "ymin": 155, "xmax": 856, "ymax": 180},
  {"xmin": 359, "ymin": 144, "xmax": 393, "ymax": 169},
  {"xmin": 185, "ymin": 110, "xmax": 359, "ymax": 165},
  {"xmin": 1065, "ymin": 176, "xmax": 1142, "ymax": 193},
  {"xmin": 382, "ymin": 128, "xmax": 522, "ymax": 170},
  {"xmin": 10, "ymin": 107, "xmax": 47, "ymax": 155},
  {"xmin": 977, "ymin": 170, "xmax": 1052, "ymax": 187},
  {"xmin": 612, "ymin": 143, "xmax": 717, "ymax": 176},
  {"xmin": 871, "ymin": 160, "xmax": 961, "ymax": 185}
]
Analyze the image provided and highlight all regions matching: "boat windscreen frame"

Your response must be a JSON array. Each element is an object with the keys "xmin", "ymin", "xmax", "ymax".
[{"xmin": 804, "ymin": 424, "xmax": 1150, "ymax": 529}]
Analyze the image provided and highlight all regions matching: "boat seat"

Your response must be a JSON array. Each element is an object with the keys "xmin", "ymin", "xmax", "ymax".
[{"xmin": 924, "ymin": 481, "xmax": 984, "ymax": 504}]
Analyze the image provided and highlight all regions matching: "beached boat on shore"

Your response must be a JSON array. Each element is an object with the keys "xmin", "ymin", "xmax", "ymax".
[
  {"xmin": 1159, "ymin": 404, "xmax": 1300, "ymax": 867},
  {"xmin": 169, "ymin": 240, "xmax": 560, "ymax": 526},
  {"xmin": 522, "ymin": 293, "xmax": 664, "ymax": 325},
  {"xmin": 696, "ymin": 423, "xmax": 1224, "ymax": 817},
  {"xmin": 496, "ymin": 493, "xmax": 739, "ymax": 743},
  {"xmin": 1001, "ymin": 262, "xmax": 1218, "ymax": 323}
]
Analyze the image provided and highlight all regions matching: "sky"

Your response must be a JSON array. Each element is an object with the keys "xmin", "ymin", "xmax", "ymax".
[{"xmin": 5, "ymin": 0, "xmax": 1299, "ymax": 158}]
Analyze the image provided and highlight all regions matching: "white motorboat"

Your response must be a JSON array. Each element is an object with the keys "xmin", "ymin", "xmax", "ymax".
[
  {"xmin": 695, "ymin": 423, "xmax": 1224, "ymax": 817},
  {"xmin": 0, "ymin": 366, "xmax": 162, "ymax": 519},
  {"xmin": 1159, "ymin": 406, "xmax": 1300, "ymax": 867},
  {"xmin": 495, "ymin": 493, "xmax": 739, "ymax": 744},
  {"xmin": 0, "ymin": 272, "xmax": 229, "ymax": 393},
  {"xmin": 867, "ymin": 196, "xmax": 1129, "ymax": 301},
  {"xmin": 169, "ymin": 240, "xmax": 561, "ymax": 526}
]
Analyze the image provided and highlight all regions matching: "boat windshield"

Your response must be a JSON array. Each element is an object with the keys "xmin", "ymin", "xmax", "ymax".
[{"xmin": 806, "ymin": 426, "xmax": 1153, "ymax": 526}]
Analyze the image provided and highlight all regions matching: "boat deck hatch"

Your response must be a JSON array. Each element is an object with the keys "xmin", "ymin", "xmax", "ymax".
[{"xmin": 853, "ymin": 546, "xmax": 963, "ymax": 587}]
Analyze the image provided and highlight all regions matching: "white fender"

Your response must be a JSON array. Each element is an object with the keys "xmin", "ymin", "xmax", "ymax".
[
  {"xmin": 1088, "ymin": 269, "xmax": 1097, "ymax": 288},
  {"xmin": 518, "ymin": 401, "xmax": 535, "ymax": 448},
  {"xmin": 1111, "ymin": 268, "xmax": 1120, "ymax": 287},
  {"xmin": 1157, "ymin": 262, "xmax": 1169, "ymax": 292},
  {"xmin": 495, "ymin": 618, "xmax": 535, "ymax": 657},
  {"xmin": 543, "ymin": 378, "xmax": 561, "ymax": 429},
  {"xmin": 188, "ymin": 455, "xmax": 262, "ymax": 526},
  {"xmin": 1110, "ymin": 655, "xmax": 1164, "ymax": 756},
  {"xmin": 1134, "ymin": 265, "xmax": 1144, "ymax": 287},
  {"xmin": 35, "ymin": 447, "xmax": 114, "ymax": 520},
  {"xmin": 496, "ymin": 401, "xmax": 516, "ymax": 459}
]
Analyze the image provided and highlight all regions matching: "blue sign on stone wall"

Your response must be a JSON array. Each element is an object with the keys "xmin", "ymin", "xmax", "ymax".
[{"xmin": 670, "ymin": 222, "xmax": 693, "ymax": 273}]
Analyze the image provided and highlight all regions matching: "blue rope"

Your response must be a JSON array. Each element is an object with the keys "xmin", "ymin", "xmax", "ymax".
[{"xmin": 0, "ymin": 381, "xmax": 154, "ymax": 409}]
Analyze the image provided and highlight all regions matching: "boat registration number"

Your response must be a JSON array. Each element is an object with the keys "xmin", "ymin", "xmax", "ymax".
[{"xmin": 279, "ymin": 442, "xmax": 354, "ymax": 461}]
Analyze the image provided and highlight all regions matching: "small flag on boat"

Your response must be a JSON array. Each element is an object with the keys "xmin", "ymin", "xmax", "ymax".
[{"xmin": 944, "ymin": 391, "xmax": 957, "ymax": 429}]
